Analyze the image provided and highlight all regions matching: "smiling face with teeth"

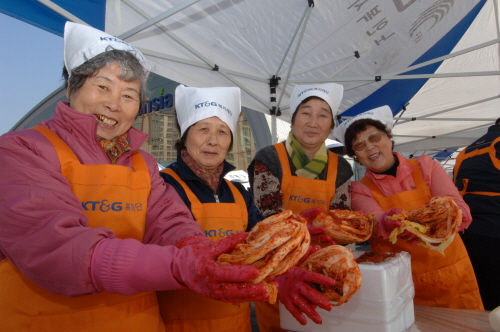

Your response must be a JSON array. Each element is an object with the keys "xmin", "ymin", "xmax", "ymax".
[
  {"xmin": 353, "ymin": 124, "xmax": 396, "ymax": 173},
  {"xmin": 66, "ymin": 62, "xmax": 141, "ymax": 140}
]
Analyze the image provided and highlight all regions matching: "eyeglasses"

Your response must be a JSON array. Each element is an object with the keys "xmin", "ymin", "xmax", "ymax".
[{"xmin": 352, "ymin": 132, "xmax": 383, "ymax": 152}]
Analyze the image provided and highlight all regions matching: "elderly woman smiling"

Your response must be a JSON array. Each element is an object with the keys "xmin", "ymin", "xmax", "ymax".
[
  {"xmin": 334, "ymin": 105, "xmax": 484, "ymax": 311},
  {"xmin": 0, "ymin": 23, "xmax": 268, "ymax": 332},
  {"xmin": 248, "ymin": 83, "xmax": 354, "ymax": 332},
  {"xmin": 159, "ymin": 85, "xmax": 266, "ymax": 331},
  {"xmin": 159, "ymin": 85, "xmax": 336, "ymax": 332}
]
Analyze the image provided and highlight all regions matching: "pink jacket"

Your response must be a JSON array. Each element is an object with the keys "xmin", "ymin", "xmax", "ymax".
[
  {"xmin": 351, "ymin": 153, "xmax": 472, "ymax": 226},
  {"xmin": 0, "ymin": 102, "xmax": 203, "ymax": 297}
]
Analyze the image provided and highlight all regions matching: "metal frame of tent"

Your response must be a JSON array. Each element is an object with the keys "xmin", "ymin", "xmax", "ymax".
[{"xmin": 14, "ymin": 0, "xmax": 500, "ymax": 161}]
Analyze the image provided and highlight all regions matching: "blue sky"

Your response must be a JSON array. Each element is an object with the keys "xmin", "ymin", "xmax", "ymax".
[{"xmin": 0, "ymin": 13, "xmax": 64, "ymax": 135}]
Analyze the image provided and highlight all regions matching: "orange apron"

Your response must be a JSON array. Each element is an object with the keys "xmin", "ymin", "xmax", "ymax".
[
  {"xmin": 453, "ymin": 137, "xmax": 500, "ymax": 197},
  {"xmin": 255, "ymin": 143, "xmax": 339, "ymax": 332},
  {"xmin": 158, "ymin": 168, "xmax": 251, "ymax": 332},
  {"xmin": 361, "ymin": 159, "xmax": 483, "ymax": 310},
  {"xmin": 0, "ymin": 126, "xmax": 164, "ymax": 332}
]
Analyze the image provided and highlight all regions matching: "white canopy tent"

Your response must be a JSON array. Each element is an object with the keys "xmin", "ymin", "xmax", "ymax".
[{"xmin": 3, "ymin": 0, "xmax": 499, "ymax": 166}]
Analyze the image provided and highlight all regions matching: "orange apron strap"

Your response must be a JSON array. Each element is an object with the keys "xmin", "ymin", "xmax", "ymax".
[
  {"xmin": 275, "ymin": 143, "xmax": 337, "ymax": 186},
  {"xmin": 453, "ymin": 149, "xmax": 467, "ymax": 183},
  {"xmin": 405, "ymin": 159, "xmax": 432, "ymax": 198},
  {"xmin": 458, "ymin": 178, "xmax": 469, "ymax": 197},
  {"xmin": 161, "ymin": 168, "xmax": 248, "ymax": 225},
  {"xmin": 326, "ymin": 151, "xmax": 338, "ymax": 186},
  {"xmin": 161, "ymin": 168, "xmax": 202, "ymax": 205},
  {"xmin": 454, "ymin": 138, "xmax": 499, "ymax": 181},
  {"xmin": 360, "ymin": 175, "xmax": 383, "ymax": 201},
  {"xmin": 462, "ymin": 190, "xmax": 500, "ymax": 196},
  {"xmin": 360, "ymin": 159, "xmax": 431, "ymax": 211},
  {"xmin": 454, "ymin": 136, "xmax": 500, "ymax": 196},
  {"xmin": 275, "ymin": 143, "xmax": 292, "ymax": 189},
  {"xmin": 488, "ymin": 136, "xmax": 500, "ymax": 170},
  {"xmin": 225, "ymin": 179, "xmax": 249, "ymax": 226},
  {"xmin": 31, "ymin": 125, "xmax": 81, "ymax": 172}
]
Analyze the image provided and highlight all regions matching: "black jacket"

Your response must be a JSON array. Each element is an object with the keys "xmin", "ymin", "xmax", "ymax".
[{"xmin": 455, "ymin": 124, "xmax": 500, "ymax": 238}]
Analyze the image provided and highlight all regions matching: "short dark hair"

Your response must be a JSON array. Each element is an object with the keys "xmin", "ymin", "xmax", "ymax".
[
  {"xmin": 62, "ymin": 48, "xmax": 149, "ymax": 113},
  {"xmin": 291, "ymin": 96, "xmax": 335, "ymax": 130},
  {"xmin": 173, "ymin": 108, "xmax": 234, "ymax": 153},
  {"xmin": 496, "ymin": 117, "xmax": 500, "ymax": 125},
  {"xmin": 344, "ymin": 118, "xmax": 394, "ymax": 158}
]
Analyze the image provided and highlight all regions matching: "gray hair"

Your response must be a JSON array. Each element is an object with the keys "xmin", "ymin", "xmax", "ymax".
[{"xmin": 62, "ymin": 48, "xmax": 150, "ymax": 111}]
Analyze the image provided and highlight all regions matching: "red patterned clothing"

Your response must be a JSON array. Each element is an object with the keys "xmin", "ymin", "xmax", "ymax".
[{"xmin": 97, "ymin": 133, "xmax": 131, "ymax": 164}]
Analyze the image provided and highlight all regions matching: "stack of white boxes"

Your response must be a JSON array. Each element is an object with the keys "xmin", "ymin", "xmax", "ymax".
[{"xmin": 280, "ymin": 251, "xmax": 415, "ymax": 332}]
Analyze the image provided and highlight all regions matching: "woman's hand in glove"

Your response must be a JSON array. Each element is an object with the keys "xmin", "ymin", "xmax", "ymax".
[
  {"xmin": 300, "ymin": 207, "xmax": 336, "ymax": 245},
  {"xmin": 378, "ymin": 208, "xmax": 418, "ymax": 244},
  {"xmin": 376, "ymin": 208, "xmax": 403, "ymax": 239},
  {"xmin": 173, "ymin": 232, "xmax": 269, "ymax": 303},
  {"xmin": 275, "ymin": 266, "xmax": 336, "ymax": 325}
]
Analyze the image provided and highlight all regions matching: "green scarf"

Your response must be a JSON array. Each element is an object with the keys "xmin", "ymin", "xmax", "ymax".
[{"xmin": 285, "ymin": 131, "xmax": 328, "ymax": 179}]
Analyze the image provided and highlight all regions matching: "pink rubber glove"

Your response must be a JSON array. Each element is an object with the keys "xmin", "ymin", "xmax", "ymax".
[
  {"xmin": 176, "ymin": 235, "xmax": 211, "ymax": 249},
  {"xmin": 378, "ymin": 208, "xmax": 419, "ymax": 244},
  {"xmin": 376, "ymin": 208, "xmax": 403, "ymax": 240},
  {"xmin": 300, "ymin": 207, "xmax": 336, "ymax": 245},
  {"xmin": 174, "ymin": 232, "xmax": 269, "ymax": 303},
  {"xmin": 298, "ymin": 245, "xmax": 322, "ymax": 265},
  {"xmin": 275, "ymin": 266, "xmax": 336, "ymax": 325}
]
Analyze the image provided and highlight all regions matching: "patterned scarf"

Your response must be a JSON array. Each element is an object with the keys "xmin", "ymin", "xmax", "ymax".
[
  {"xmin": 97, "ymin": 133, "xmax": 131, "ymax": 164},
  {"xmin": 285, "ymin": 131, "xmax": 328, "ymax": 179},
  {"xmin": 181, "ymin": 148, "xmax": 224, "ymax": 194}
]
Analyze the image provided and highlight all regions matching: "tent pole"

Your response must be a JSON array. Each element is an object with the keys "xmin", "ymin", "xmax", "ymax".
[
  {"xmin": 276, "ymin": 2, "xmax": 314, "ymax": 110},
  {"xmin": 35, "ymin": 0, "xmax": 87, "ymax": 24},
  {"xmin": 394, "ymin": 95, "xmax": 500, "ymax": 125},
  {"xmin": 291, "ymin": 38, "xmax": 500, "ymax": 84},
  {"xmin": 269, "ymin": 76, "xmax": 281, "ymax": 144},
  {"xmin": 123, "ymin": 0, "xmax": 270, "ymax": 110},
  {"xmin": 275, "ymin": 6, "xmax": 309, "ymax": 76},
  {"xmin": 118, "ymin": 0, "xmax": 201, "ymax": 40},
  {"xmin": 292, "ymin": 69, "xmax": 500, "ymax": 83}
]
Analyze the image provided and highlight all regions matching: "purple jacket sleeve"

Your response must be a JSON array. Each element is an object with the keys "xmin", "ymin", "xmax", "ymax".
[{"xmin": 0, "ymin": 130, "xmax": 202, "ymax": 297}]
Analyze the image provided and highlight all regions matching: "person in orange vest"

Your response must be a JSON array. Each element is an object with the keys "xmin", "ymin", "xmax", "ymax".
[
  {"xmin": 0, "ymin": 22, "xmax": 269, "ymax": 332},
  {"xmin": 248, "ymin": 83, "xmax": 354, "ymax": 332},
  {"xmin": 334, "ymin": 105, "xmax": 484, "ymax": 310},
  {"xmin": 159, "ymin": 85, "xmax": 336, "ymax": 332},
  {"xmin": 453, "ymin": 117, "xmax": 500, "ymax": 311}
]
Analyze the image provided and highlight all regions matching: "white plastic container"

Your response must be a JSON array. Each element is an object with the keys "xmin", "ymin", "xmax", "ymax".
[{"xmin": 280, "ymin": 251, "xmax": 415, "ymax": 332}]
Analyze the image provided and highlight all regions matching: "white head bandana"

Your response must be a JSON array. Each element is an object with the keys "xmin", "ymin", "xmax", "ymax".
[
  {"xmin": 288, "ymin": 83, "xmax": 344, "ymax": 119},
  {"xmin": 175, "ymin": 85, "xmax": 241, "ymax": 136},
  {"xmin": 64, "ymin": 22, "xmax": 149, "ymax": 77},
  {"xmin": 333, "ymin": 105, "xmax": 394, "ymax": 144}
]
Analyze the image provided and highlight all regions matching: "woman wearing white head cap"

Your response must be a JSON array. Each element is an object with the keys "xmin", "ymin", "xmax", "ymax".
[
  {"xmin": 158, "ymin": 85, "xmax": 267, "ymax": 331},
  {"xmin": 0, "ymin": 22, "xmax": 269, "ymax": 332},
  {"xmin": 158, "ymin": 85, "xmax": 336, "ymax": 331},
  {"xmin": 334, "ymin": 105, "xmax": 483, "ymax": 310},
  {"xmin": 248, "ymin": 83, "xmax": 354, "ymax": 332}
]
